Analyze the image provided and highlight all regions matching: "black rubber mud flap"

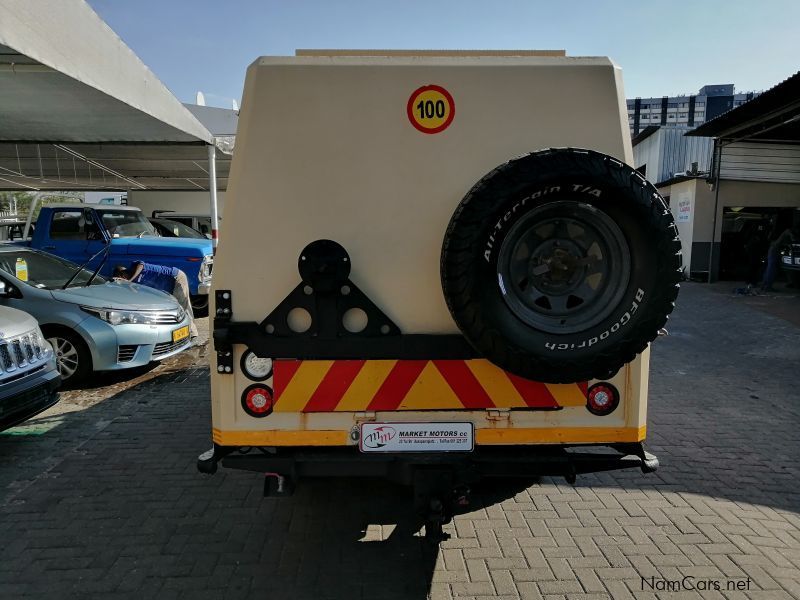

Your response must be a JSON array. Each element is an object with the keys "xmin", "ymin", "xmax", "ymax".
[{"xmin": 441, "ymin": 148, "xmax": 682, "ymax": 383}]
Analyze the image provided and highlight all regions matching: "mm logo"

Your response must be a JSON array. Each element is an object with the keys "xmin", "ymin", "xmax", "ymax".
[{"xmin": 362, "ymin": 426, "xmax": 396, "ymax": 449}]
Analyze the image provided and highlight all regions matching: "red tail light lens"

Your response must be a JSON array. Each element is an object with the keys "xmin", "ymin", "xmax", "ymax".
[
  {"xmin": 586, "ymin": 382, "xmax": 619, "ymax": 416},
  {"xmin": 241, "ymin": 384, "xmax": 274, "ymax": 418}
]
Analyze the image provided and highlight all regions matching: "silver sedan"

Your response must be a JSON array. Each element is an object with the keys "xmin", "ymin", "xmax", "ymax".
[{"xmin": 0, "ymin": 246, "xmax": 193, "ymax": 383}]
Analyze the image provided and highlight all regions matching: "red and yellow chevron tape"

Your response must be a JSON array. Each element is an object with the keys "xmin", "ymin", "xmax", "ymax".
[{"xmin": 272, "ymin": 359, "xmax": 588, "ymax": 412}]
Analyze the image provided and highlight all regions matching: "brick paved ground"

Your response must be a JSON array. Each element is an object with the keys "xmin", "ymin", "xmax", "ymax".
[{"xmin": 0, "ymin": 283, "xmax": 798, "ymax": 599}]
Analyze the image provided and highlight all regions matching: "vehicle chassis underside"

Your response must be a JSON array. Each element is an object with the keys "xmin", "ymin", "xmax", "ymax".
[{"xmin": 199, "ymin": 442, "xmax": 658, "ymax": 541}]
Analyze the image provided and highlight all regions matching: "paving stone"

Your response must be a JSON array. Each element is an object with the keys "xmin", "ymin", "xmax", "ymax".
[{"xmin": 0, "ymin": 284, "xmax": 798, "ymax": 598}]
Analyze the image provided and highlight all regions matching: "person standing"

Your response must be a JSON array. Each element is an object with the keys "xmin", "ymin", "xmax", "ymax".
[
  {"xmin": 743, "ymin": 222, "xmax": 768, "ymax": 288},
  {"xmin": 114, "ymin": 261, "xmax": 198, "ymax": 339},
  {"xmin": 761, "ymin": 228, "xmax": 795, "ymax": 292}
]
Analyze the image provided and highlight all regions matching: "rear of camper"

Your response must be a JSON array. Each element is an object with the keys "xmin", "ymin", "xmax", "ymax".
[{"xmin": 199, "ymin": 51, "xmax": 681, "ymax": 538}]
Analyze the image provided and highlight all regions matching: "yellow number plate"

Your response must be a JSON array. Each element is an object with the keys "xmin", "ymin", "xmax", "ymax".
[{"xmin": 172, "ymin": 326, "xmax": 189, "ymax": 343}]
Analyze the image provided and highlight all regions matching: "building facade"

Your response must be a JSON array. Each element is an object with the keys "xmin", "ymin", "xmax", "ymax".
[
  {"xmin": 627, "ymin": 84, "xmax": 756, "ymax": 136},
  {"xmin": 633, "ymin": 126, "xmax": 714, "ymax": 186},
  {"xmin": 659, "ymin": 71, "xmax": 800, "ymax": 281}
]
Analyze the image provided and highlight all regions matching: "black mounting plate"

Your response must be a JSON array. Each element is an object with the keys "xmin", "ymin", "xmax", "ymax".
[{"xmin": 213, "ymin": 239, "xmax": 478, "ymax": 369}]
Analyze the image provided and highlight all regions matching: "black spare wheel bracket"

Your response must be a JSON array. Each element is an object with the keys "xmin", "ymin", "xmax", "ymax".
[
  {"xmin": 264, "ymin": 239, "xmax": 401, "ymax": 339},
  {"xmin": 214, "ymin": 239, "xmax": 478, "ymax": 372}
]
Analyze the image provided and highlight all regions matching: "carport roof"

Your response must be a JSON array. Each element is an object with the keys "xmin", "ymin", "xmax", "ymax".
[
  {"xmin": 687, "ymin": 71, "xmax": 800, "ymax": 142},
  {"xmin": 0, "ymin": 0, "xmax": 229, "ymax": 191},
  {"xmin": 0, "ymin": 142, "xmax": 229, "ymax": 192}
]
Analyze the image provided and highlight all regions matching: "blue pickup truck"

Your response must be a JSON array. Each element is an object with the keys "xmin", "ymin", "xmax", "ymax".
[{"xmin": 17, "ymin": 205, "xmax": 213, "ymax": 315}]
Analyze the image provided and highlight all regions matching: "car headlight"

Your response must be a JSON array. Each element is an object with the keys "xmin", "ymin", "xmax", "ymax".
[
  {"xmin": 200, "ymin": 255, "xmax": 213, "ymax": 282},
  {"xmin": 81, "ymin": 307, "xmax": 165, "ymax": 325},
  {"xmin": 33, "ymin": 328, "xmax": 53, "ymax": 358}
]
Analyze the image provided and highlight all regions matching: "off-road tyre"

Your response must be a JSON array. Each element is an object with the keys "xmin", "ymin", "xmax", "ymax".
[{"xmin": 441, "ymin": 148, "xmax": 682, "ymax": 383}]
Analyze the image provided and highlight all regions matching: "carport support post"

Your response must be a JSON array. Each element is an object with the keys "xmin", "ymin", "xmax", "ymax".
[
  {"xmin": 707, "ymin": 140, "xmax": 723, "ymax": 283},
  {"xmin": 207, "ymin": 143, "xmax": 219, "ymax": 249}
]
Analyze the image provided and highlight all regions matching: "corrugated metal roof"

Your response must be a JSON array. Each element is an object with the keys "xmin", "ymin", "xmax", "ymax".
[
  {"xmin": 0, "ymin": 0, "xmax": 212, "ymax": 144},
  {"xmin": 631, "ymin": 126, "xmax": 660, "ymax": 147},
  {"xmin": 0, "ymin": 0, "xmax": 232, "ymax": 192},
  {"xmin": 687, "ymin": 71, "xmax": 800, "ymax": 139}
]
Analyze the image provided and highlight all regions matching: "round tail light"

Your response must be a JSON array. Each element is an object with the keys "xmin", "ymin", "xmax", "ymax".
[
  {"xmin": 586, "ymin": 382, "xmax": 619, "ymax": 416},
  {"xmin": 240, "ymin": 350, "xmax": 273, "ymax": 381},
  {"xmin": 242, "ymin": 384, "xmax": 274, "ymax": 417}
]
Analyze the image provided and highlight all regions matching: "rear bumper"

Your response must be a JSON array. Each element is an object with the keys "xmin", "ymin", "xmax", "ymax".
[
  {"xmin": 198, "ymin": 442, "xmax": 658, "ymax": 484},
  {"xmin": 211, "ymin": 426, "xmax": 646, "ymax": 447}
]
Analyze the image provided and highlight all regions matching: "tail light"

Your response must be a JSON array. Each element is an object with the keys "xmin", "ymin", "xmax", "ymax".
[
  {"xmin": 242, "ymin": 384, "xmax": 274, "ymax": 418},
  {"xmin": 240, "ymin": 350, "xmax": 273, "ymax": 381},
  {"xmin": 586, "ymin": 382, "xmax": 619, "ymax": 416}
]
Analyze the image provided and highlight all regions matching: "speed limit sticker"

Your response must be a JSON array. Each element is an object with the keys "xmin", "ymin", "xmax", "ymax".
[{"xmin": 407, "ymin": 84, "xmax": 455, "ymax": 134}]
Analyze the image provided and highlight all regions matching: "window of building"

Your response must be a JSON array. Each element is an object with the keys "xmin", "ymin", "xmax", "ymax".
[
  {"xmin": 667, "ymin": 103, "xmax": 678, "ymax": 108},
  {"xmin": 678, "ymin": 112, "xmax": 688, "ymax": 118},
  {"xmin": 695, "ymin": 102, "xmax": 705, "ymax": 109},
  {"xmin": 679, "ymin": 102, "xmax": 688, "ymax": 109}
]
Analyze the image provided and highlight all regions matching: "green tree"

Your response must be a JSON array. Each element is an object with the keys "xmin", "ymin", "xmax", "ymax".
[{"xmin": 0, "ymin": 191, "xmax": 83, "ymax": 220}]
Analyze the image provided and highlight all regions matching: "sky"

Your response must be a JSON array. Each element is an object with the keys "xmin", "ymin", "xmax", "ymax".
[{"xmin": 88, "ymin": 0, "xmax": 800, "ymax": 109}]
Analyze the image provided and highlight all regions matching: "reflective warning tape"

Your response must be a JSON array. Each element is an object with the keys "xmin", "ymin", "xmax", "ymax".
[
  {"xmin": 272, "ymin": 359, "xmax": 588, "ymax": 413},
  {"xmin": 211, "ymin": 426, "xmax": 646, "ymax": 447}
]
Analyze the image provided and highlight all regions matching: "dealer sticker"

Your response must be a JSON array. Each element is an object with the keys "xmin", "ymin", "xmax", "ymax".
[
  {"xmin": 360, "ymin": 422, "xmax": 473, "ymax": 453},
  {"xmin": 407, "ymin": 84, "xmax": 455, "ymax": 134}
]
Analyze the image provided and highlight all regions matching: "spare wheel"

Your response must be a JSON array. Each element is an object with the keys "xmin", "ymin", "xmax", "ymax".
[{"xmin": 440, "ymin": 148, "xmax": 682, "ymax": 383}]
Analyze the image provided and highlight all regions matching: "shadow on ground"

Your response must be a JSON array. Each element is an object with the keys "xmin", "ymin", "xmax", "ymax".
[
  {"xmin": 0, "ymin": 282, "xmax": 799, "ymax": 598},
  {"xmin": 0, "ymin": 368, "xmax": 534, "ymax": 598},
  {"xmin": 60, "ymin": 363, "xmax": 159, "ymax": 392}
]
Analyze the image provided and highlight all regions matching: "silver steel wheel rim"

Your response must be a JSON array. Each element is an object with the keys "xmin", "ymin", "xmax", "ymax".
[{"xmin": 48, "ymin": 337, "xmax": 79, "ymax": 379}]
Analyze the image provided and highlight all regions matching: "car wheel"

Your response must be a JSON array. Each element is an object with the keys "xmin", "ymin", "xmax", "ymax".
[
  {"xmin": 45, "ymin": 330, "xmax": 91, "ymax": 384},
  {"xmin": 190, "ymin": 295, "xmax": 209, "ymax": 318},
  {"xmin": 441, "ymin": 148, "xmax": 682, "ymax": 383}
]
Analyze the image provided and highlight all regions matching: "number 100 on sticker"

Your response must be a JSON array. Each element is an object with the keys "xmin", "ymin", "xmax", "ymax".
[{"xmin": 407, "ymin": 85, "xmax": 455, "ymax": 134}]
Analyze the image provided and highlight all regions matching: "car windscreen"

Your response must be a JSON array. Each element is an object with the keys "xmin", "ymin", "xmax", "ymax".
[
  {"xmin": 0, "ymin": 251, "xmax": 106, "ymax": 289},
  {"xmin": 98, "ymin": 210, "xmax": 157, "ymax": 238},
  {"xmin": 152, "ymin": 218, "xmax": 206, "ymax": 239}
]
